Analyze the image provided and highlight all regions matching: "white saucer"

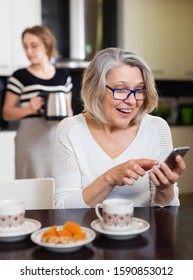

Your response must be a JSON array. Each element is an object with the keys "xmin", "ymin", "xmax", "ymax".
[
  {"xmin": 91, "ymin": 218, "xmax": 150, "ymax": 240},
  {"xmin": 0, "ymin": 219, "xmax": 41, "ymax": 242},
  {"xmin": 31, "ymin": 226, "xmax": 96, "ymax": 253}
]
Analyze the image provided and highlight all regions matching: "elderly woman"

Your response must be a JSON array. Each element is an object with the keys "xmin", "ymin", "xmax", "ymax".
[{"xmin": 53, "ymin": 47, "xmax": 186, "ymax": 208}]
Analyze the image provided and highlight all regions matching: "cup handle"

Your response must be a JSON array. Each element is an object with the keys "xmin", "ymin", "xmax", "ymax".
[{"xmin": 95, "ymin": 203, "xmax": 103, "ymax": 222}]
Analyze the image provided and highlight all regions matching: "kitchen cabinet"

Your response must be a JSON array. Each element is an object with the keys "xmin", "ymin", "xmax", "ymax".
[
  {"xmin": 145, "ymin": 0, "xmax": 179, "ymax": 79},
  {"xmin": 0, "ymin": 0, "xmax": 41, "ymax": 76},
  {"xmin": 171, "ymin": 126, "xmax": 193, "ymax": 194},
  {"xmin": 119, "ymin": 0, "xmax": 193, "ymax": 80},
  {"xmin": 179, "ymin": 0, "xmax": 193, "ymax": 79},
  {"xmin": 0, "ymin": 0, "xmax": 12, "ymax": 76},
  {"xmin": 0, "ymin": 131, "xmax": 16, "ymax": 179}
]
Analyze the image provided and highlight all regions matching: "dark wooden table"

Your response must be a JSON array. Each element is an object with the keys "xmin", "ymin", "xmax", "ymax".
[{"xmin": 0, "ymin": 206, "xmax": 193, "ymax": 260}]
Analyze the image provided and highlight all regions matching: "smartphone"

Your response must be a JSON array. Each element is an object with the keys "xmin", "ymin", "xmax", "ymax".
[{"xmin": 163, "ymin": 146, "xmax": 190, "ymax": 169}]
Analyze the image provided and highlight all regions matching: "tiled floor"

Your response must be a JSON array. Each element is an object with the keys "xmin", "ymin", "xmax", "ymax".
[{"xmin": 179, "ymin": 194, "xmax": 193, "ymax": 205}]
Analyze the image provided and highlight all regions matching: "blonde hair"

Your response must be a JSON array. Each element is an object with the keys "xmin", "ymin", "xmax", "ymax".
[
  {"xmin": 81, "ymin": 47, "xmax": 158, "ymax": 125},
  {"xmin": 22, "ymin": 25, "xmax": 58, "ymax": 59}
]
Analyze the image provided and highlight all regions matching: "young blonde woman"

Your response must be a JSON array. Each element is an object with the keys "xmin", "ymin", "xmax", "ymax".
[{"xmin": 3, "ymin": 25, "xmax": 73, "ymax": 179}]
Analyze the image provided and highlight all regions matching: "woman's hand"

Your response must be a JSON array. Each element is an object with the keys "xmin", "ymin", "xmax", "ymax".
[
  {"xmin": 83, "ymin": 158, "xmax": 158, "ymax": 207},
  {"xmin": 3, "ymin": 92, "xmax": 43, "ymax": 120},
  {"xmin": 29, "ymin": 96, "xmax": 43, "ymax": 114},
  {"xmin": 149, "ymin": 155, "xmax": 186, "ymax": 205},
  {"xmin": 149, "ymin": 155, "xmax": 186, "ymax": 188},
  {"xmin": 105, "ymin": 159, "xmax": 158, "ymax": 186}
]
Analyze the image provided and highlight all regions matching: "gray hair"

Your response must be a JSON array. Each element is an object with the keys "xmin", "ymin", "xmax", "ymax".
[{"xmin": 81, "ymin": 47, "xmax": 158, "ymax": 125}]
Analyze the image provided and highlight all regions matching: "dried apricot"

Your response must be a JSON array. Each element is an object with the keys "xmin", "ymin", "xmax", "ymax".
[
  {"xmin": 41, "ymin": 222, "xmax": 86, "ymax": 244},
  {"xmin": 41, "ymin": 225, "xmax": 58, "ymax": 242},
  {"xmin": 73, "ymin": 231, "xmax": 86, "ymax": 240},
  {"xmin": 57, "ymin": 228, "xmax": 72, "ymax": 237},
  {"xmin": 63, "ymin": 221, "xmax": 82, "ymax": 234}
]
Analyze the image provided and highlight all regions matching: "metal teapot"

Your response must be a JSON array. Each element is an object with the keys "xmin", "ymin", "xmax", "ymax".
[{"xmin": 39, "ymin": 91, "xmax": 67, "ymax": 121}]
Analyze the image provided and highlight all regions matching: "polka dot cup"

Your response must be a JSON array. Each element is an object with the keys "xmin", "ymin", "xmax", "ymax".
[{"xmin": 0, "ymin": 199, "xmax": 25, "ymax": 232}]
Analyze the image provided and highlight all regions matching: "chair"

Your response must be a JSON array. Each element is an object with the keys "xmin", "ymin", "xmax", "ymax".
[{"xmin": 0, "ymin": 178, "xmax": 55, "ymax": 210}]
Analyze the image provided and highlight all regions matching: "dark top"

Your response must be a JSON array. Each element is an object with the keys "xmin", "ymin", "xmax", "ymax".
[{"xmin": 6, "ymin": 67, "xmax": 73, "ymax": 117}]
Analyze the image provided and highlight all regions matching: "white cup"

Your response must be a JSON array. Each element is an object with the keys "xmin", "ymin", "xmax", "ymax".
[
  {"xmin": 0, "ymin": 199, "xmax": 25, "ymax": 232},
  {"xmin": 95, "ymin": 198, "xmax": 134, "ymax": 232}
]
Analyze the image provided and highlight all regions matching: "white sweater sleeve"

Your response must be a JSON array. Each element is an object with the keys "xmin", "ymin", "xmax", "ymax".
[
  {"xmin": 53, "ymin": 117, "xmax": 89, "ymax": 209},
  {"xmin": 54, "ymin": 174, "xmax": 89, "ymax": 208},
  {"xmin": 150, "ymin": 183, "xmax": 180, "ymax": 207}
]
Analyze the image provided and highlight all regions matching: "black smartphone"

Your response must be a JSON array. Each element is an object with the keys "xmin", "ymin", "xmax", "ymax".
[{"xmin": 164, "ymin": 146, "xmax": 190, "ymax": 169}]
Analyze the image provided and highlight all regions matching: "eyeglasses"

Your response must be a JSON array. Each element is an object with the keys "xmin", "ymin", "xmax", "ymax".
[{"xmin": 106, "ymin": 85, "xmax": 146, "ymax": 101}]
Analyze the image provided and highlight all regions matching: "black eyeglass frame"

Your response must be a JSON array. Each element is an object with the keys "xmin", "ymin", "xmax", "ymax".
[{"xmin": 106, "ymin": 85, "xmax": 146, "ymax": 101}]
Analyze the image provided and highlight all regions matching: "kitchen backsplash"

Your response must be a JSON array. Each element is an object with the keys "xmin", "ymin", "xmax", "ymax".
[
  {"xmin": 152, "ymin": 96, "xmax": 193, "ymax": 125},
  {"xmin": 154, "ymin": 80, "xmax": 193, "ymax": 125}
]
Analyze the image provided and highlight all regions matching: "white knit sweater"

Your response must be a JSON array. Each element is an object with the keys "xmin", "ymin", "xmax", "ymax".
[{"xmin": 53, "ymin": 113, "xmax": 179, "ymax": 208}]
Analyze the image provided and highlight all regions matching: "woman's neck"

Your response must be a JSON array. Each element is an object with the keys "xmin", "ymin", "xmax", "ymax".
[{"xmin": 27, "ymin": 61, "xmax": 55, "ymax": 79}]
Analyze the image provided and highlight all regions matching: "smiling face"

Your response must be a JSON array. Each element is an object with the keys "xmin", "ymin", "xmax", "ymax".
[
  {"xmin": 101, "ymin": 64, "xmax": 145, "ymax": 128},
  {"xmin": 22, "ymin": 33, "xmax": 48, "ymax": 65}
]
